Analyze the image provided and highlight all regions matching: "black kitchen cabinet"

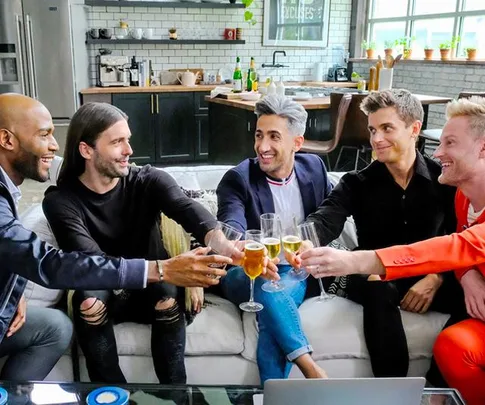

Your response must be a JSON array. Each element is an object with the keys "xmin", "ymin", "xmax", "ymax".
[
  {"xmin": 112, "ymin": 91, "xmax": 210, "ymax": 165},
  {"xmin": 155, "ymin": 92, "xmax": 195, "ymax": 163},
  {"xmin": 112, "ymin": 93, "xmax": 156, "ymax": 165},
  {"xmin": 208, "ymin": 102, "xmax": 256, "ymax": 164},
  {"xmin": 305, "ymin": 110, "xmax": 331, "ymax": 141},
  {"xmin": 194, "ymin": 92, "xmax": 210, "ymax": 161}
]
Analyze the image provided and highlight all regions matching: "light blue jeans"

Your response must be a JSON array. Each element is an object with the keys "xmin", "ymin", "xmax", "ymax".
[{"xmin": 220, "ymin": 265, "xmax": 312, "ymax": 382}]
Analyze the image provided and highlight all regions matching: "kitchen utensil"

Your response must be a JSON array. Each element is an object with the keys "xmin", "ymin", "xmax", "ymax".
[
  {"xmin": 89, "ymin": 28, "xmax": 99, "ymax": 39},
  {"xmin": 99, "ymin": 28, "xmax": 112, "ymax": 39},
  {"xmin": 176, "ymin": 70, "xmax": 200, "ymax": 86},
  {"xmin": 130, "ymin": 28, "xmax": 143, "ymax": 40},
  {"xmin": 393, "ymin": 54, "xmax": 403, "ymax": 66},
  {"xmin": 143, "ymin": 28, "xmax": 153, "ymax": 39},
  {"xmin": 169, "ymin": 68, "xmax": 203, "ymax": 84}
]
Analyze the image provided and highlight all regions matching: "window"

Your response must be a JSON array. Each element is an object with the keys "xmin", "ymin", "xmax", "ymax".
[{"xmin": 366, "ymin": 0, "xmax": 485, "ymax": 58}]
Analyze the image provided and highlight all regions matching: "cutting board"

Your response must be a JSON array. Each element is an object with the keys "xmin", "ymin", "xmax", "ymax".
[{"xmin": 168, "ymin": 68, "xmax": 204, "ymax": 84}]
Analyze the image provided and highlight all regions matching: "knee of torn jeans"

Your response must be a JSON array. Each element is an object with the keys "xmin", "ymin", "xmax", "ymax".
[
  {"xmin": 79, "ymin": 297, "xmax": 107, "ymax": 326},
  {"xmin": 154, "ymin": 298, "xmax": 181, "ymax": 324}
]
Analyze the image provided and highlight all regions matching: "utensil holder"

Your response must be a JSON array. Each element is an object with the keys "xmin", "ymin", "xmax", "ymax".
[{"xmin": 378, "ymin": 68, "xmax": 393, "ymax": 91}]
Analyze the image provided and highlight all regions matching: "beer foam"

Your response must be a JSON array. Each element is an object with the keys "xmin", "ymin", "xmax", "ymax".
[{"xmin": 245, "ymin": 242, "xmax": 264, "ymax": 250}]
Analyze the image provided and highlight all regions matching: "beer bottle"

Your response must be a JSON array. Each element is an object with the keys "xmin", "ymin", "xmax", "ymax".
[{"xmin": 233, "ymin": 56, "xmax": 243, "ymax": 93}]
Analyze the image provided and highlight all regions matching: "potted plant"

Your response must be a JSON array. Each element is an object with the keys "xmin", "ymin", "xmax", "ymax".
[
  {"xmin": 362, "ymin": 40, "xmax": 376, "ymax": 59},
  {"xmin": 396, "ymin": 36, "xmax": 415, "ymax": 59},
  {"xmin": 465, "ymin": 47, "xmax": 477, "ymax": 61},
  {"xmin": 439, "ymin": 41, "xmax": 451, "ymax": 60},
  {"xmin": 384, "ymin": 40, "xmax": 394, "ymax": 56},
  {"xmin": 424, "ymin": 45, "xmax": 434, "ymax": 60},
  {"xmin": 450, "ymin": 35, "xmax": 460, "ymax": 58}
]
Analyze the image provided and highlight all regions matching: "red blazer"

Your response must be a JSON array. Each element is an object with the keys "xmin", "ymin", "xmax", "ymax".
[{"xmin": 376, "ymin": 190, "xmax": 485, "ymax": 281}]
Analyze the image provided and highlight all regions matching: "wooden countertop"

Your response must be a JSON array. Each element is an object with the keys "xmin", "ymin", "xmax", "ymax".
[
  {"xmin": 206, "ymin": 93, "xmax": 453, "ymax": 111},
  {"xmin": 79, "ymin": 81, "xmax": 357, "ymax": 95}
]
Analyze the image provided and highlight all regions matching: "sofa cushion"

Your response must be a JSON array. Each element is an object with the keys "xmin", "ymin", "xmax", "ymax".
[
  {"xmin": 241, "ymin": 296, "xmax": 450, "ymax": 363},
  {"xmin": 112, "ymin": 294, "xmax": 244, "ymax": 356},
  {"xmin": 161, "ymin": 165, "xmax": 234, "ymax": 191},
  {"xmin": 19, "ymin": 204, "xmax": 63, "ymax": 308}
]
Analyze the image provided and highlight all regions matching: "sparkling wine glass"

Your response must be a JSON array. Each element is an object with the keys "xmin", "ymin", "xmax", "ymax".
[
  {"xmin": 206, "ymin": 221, "xmax": 243, "ymax": 271},
  {"xmin": 281, "ymin": 214, "xmax": 309, "ymax": 281},
  {"xmin": 239, "ymin": 230, "xmax": 265, "ymax": 312},
  {"xmin": 260, "ymin": 213, "xmax": 285, "ymax": 292},
  {"xmin": 298, "ymin": 222, "xmax": 333, "ymax": 302}
]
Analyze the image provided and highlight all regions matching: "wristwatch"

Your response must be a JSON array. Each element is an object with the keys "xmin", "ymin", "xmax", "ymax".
[{"xmin": 156, "ymin": 260, "xmax": 164, "ymax": 282}]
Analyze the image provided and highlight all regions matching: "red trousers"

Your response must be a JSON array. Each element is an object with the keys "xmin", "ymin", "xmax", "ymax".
[{"xmin": 433, "ymin": 319, "xmax": 485, "ymax": 405}]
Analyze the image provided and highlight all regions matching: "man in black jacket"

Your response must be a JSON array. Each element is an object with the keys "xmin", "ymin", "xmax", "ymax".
[{"xmin": 0, "ymin": 93, "xmax": 229, "ymax": 381}]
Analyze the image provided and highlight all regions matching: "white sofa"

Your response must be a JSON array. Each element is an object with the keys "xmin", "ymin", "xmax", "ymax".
[{"xmin": 6, "ymin": 163, "xmax": 450, "ymax": 385}]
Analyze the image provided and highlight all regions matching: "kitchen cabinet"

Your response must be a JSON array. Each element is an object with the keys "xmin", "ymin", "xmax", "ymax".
[
  {"xmin": 208, "ymin": 103, "xmax": 257, "ymax": 164},
  {"xmin": 112, "ymin": 92, "xmax": 207, "ymax": 165},
  {"xmin": 155, "ymin": 92, "xmax": 195, "ymax": 163},
  {"xmin": 112, "ymin": 93, "xmax": 156, "ymax": 165},
  {"xmin": 305, "ymin": 110, "xmax": 331, "ymax": 141},
  {"xmin": 194, "ymin": 92, "xmax": 210, "ymax": 161}
]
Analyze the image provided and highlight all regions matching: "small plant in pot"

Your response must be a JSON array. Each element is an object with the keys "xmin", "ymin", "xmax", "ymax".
[
  {"xmin": 397, "ymin": 36, "xmax": 415, "ymax": 59},
  {"xmin": 424, "ymin": 45, "xmax": 434, "ymax": 60},
  {"xmin": 362, "ymin": 40, "xmax": 376, "ymax": 59},
  {"xmin": 450, "ymin": 35, "xmax": 460, "ymax": 58},
  {"xmin": 384, "ymin": 40, "xmax": 394, "ymax": 56},
  {"xmin": 439, "ymin": 41, "xmax": 451, "ymax": 60},
  {"xmin": 465, "ymin": 47, "xmax": 477, "ymax": 61}
]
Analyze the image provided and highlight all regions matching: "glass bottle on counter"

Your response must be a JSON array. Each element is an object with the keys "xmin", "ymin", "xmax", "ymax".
[
  {"xmin": 247, "ymin": 56, "xmax": 256, "ymax": 92},
  {"xmin": 233, "ymin": 56, "xmax": 243, "ymax": 93},
  {"xmin": 129, "ymin": 56, "xmax": 139, "ymax": 86}
]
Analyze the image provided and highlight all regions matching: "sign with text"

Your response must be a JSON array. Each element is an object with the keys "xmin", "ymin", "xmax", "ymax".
[{"xmin": 263, "ymin": 0, "xmax": 330, "ymax": 47}]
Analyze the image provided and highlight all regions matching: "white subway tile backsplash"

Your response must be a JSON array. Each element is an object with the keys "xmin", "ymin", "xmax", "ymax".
[{"xmin": 86, "ymin": 0, "xmax": 352, "ymax": 85}]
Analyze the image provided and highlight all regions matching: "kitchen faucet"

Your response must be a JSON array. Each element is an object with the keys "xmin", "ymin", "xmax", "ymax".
[{"xmin": 262, "ymin": 51, "xmax": 289, "ymax": 68}]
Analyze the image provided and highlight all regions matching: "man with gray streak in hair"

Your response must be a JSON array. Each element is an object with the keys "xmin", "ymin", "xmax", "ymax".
[
  {"xmin": 216, "ymin": 94, "xmax": 333, "ymax": 382},
  {"xmin": 288, "ymin": 89, "xmax": 466, "ymax": 384}
]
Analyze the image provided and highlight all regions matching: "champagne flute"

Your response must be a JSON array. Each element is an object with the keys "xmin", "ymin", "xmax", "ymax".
[
  {"xmin": 260, "ymin": 213, "xmax": 285, "ymax": 293},
  {"xmin": 281, "ymin": 214, "xmax": 309, "ymax": 281},
  {"xmin": 239, "ymin": 230, "xmax": 265, "ymax": 312},
  {"xmin": 206, "ymin": 221, "xmax": 243, "ymax": 268},
  {"xmin": 298, "ymin": 222, "xmax": 333, "ymax": 302}
]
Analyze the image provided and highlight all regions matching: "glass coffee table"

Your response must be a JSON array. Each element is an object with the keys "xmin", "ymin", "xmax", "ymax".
[{"xmin": 0, "ymin": 381, "xmax": 465, "ymax": 405}]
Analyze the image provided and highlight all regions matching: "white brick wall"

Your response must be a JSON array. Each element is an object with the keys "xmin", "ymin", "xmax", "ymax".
[
  {"xmin": 86, "ymin": 0, "xmax": 352, "ymax": 85},
  {"xmin": 353, "ymin": 61, "xmax": 485, "ymax": 128}
]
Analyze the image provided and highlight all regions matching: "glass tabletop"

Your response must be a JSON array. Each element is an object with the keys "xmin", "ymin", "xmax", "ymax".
[{"xmin": 0, "ymin": 381, "xmax": 465, "ymax": 405}]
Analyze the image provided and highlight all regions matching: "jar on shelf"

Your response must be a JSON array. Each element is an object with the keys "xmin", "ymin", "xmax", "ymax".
[{"xmin": 169, "ymin": 27, "xmax": 177, "ymax": 40}]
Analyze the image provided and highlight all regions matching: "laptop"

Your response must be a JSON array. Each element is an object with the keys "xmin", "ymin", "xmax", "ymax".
[{"xmin": 262, "ymin": 377, "xmax": 426, "ymax": 405}]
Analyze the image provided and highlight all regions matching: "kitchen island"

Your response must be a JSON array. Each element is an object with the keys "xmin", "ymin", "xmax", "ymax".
[
  {"xmin": 207, "ymin": 92, "xmax": 452, "ymax": 165},
  {"xmin": 78, "ymin": 82, "xmax": 357, "ymax": 166}
]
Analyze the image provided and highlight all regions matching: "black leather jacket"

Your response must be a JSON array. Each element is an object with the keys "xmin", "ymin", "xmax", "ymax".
[{"xmin": 0, "ymin": 171, "xmax": 146, "ymax": 343}]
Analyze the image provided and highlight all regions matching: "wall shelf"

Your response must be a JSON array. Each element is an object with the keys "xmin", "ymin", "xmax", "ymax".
[
  {"xmin": 84, "ymin": 0, "xmax": 244, "ymax": 8},
  {"xmin": 86, "ymin": 38, "xmax": 245, "ymax": 45}
]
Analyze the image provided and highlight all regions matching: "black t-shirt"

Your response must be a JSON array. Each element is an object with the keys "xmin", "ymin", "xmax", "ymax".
[
  {"xmin": 43, "ymin": 165, "xmax": 215, "ymax": 261},
  {"xmin": 307, "ymin": 153, "xmax": 457, "ymax": 250}
]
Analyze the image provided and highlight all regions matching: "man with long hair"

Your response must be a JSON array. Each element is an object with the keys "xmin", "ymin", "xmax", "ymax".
[{"xmin": 42, "ymin": 102, "xmax": 237, "ymax": 384}]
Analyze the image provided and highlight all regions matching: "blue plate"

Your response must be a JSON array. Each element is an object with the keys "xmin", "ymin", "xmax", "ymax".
[
  {"xmin": 0, "ymin": 387, "xmax": 7, "ymax": 405},
  {"xmin": 87, "ymin": 387, "xmax": 129, "ymax": 405}
]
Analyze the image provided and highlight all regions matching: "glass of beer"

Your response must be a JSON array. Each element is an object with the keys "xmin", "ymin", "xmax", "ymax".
[
  {"xmin": 239, "ymin": 230, "xmax": 265, "ymax": 312},
  {"xmin": 298, "ymin": 222, "xmax": 333, "ymax": 302},
  {"xmin": 260, "ymin": 213, "xmax": 285, "ymax": 293},
  {"xmin": 281, "ymin": 214, "xmax": 309, "ymax": 281}
]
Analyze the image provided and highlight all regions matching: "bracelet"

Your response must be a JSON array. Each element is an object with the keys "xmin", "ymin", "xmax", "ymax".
[{"xmin": 156, "ymin": 260, "xmax": 164, "ymax": 282}]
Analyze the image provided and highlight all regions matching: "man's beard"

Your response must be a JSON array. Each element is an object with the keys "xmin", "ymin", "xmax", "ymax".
[
  {"xmin": 12, "ymin": 147, "xmax": 48, "ymax": 183},
  {"xmin": 93, "ymin": 152, "xmax": 129, "ymax": 179}
]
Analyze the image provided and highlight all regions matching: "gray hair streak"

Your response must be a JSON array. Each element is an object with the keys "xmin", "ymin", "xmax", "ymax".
[{"xmin": 254, "ymin": 95, "xmax": 308, "ymax": 136}]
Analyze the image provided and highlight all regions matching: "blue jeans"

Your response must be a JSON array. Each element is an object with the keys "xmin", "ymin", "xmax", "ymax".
[
  {"xmin": 0, "ymin": 306, "xmax": 73, "ymax": 380},
  {"xmin": 221, "ymin": 265, "xmax": 312, "ymax": 382}
]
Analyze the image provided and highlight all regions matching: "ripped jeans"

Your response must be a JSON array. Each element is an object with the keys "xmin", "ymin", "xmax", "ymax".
[{"xmin": 71, "ymin": 282, "xmax": 186, "ymax": 384}]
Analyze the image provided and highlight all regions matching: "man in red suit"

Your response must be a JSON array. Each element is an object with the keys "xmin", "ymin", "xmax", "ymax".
[{"xmin": 294, "ymin": 96, "xmax": 485, "ymax": 405}]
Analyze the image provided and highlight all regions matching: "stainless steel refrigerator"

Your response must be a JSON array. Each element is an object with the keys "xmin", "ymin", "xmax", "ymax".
[{"xmin": 0, "ymin": 0, "xmax": 89, "ymax": 120}]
